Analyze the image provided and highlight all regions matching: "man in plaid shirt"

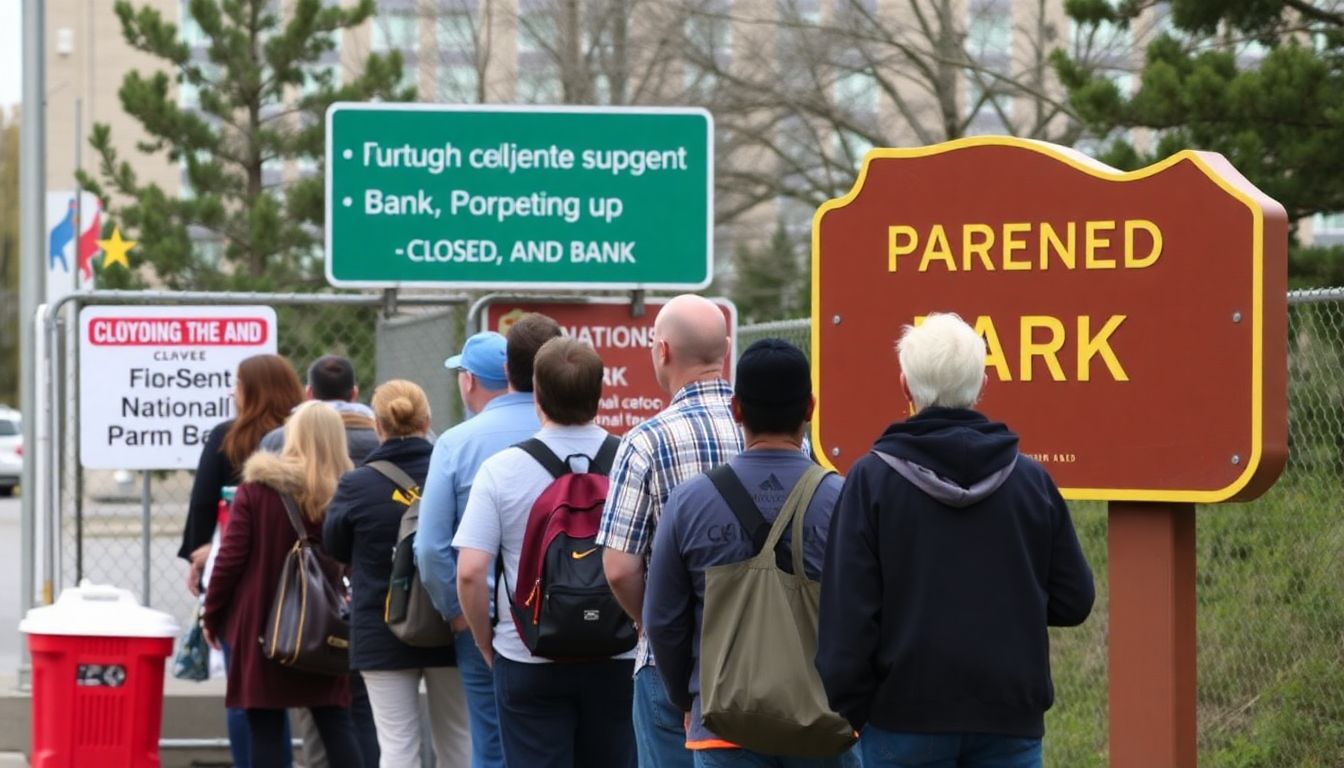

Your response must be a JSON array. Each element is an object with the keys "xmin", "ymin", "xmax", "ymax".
[{"xmin": 599, "ymin": 293, "xmax": 744, "ymax": 768}]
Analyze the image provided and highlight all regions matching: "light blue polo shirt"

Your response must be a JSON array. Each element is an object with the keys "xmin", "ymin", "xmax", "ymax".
[{"xmin": 415, "ymin": 391, "xmax": 540, "ymax": 618}]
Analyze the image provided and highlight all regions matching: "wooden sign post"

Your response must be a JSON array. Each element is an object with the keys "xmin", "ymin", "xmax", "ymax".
[{"xmin": 810, "ymin": 138, "xmax": 1288, "ymax": 766}]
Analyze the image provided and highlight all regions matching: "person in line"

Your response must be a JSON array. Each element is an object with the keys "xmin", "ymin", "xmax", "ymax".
[
  {"xmin": 418, "ymin": 319, "xmax": 563, "ymax": 768},
  {"xmin": 817, "ymin": 313, "xmax": 1096, "ymax": 768},
  {"xmin": 259, "ymin": 354, "xmax": 381, "ymax": 767},
  {"xmin": 644, "ymin": 338, "xmax": 857, "ymax": 768},
  {"xmin": 181, "ymin": 354, "xmax": 304, "ymax": 591},
  {"xmin": 202, "ymin": 401, "xmax": 362, "ymax": 768},
  {"xmin": 260, "ymin": 354, "xmax": 380, "ymax": 463},
  {"xmin": 181, "ymin": 353, "xmax": 303, "ymax": 768},
  {"xmin": 454, "ymin": 337, "xmax": 637, "ymax": 768},
  {"xmin": 598, "ymin": 294, "xmax": 744, "ymax": 768},
  {"xmin": 324, "ymin": 380, "xmax": 469, "ymax": 767}
]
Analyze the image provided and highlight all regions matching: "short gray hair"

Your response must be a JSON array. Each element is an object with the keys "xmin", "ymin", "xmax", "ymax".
[{"xmin": 896, "ymin": 313, "xmax": 986, "ymax": 411}]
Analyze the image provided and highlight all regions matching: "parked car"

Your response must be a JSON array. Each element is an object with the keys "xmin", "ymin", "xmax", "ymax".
[{"xmin": 0, "ymin": 407, "xmax": 21, "ymax": 497}]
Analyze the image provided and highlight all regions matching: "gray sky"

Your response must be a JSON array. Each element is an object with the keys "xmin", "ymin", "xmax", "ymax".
[{"xmin": 1, "ymin": 3, "xmax": 21, "ymax": 109}]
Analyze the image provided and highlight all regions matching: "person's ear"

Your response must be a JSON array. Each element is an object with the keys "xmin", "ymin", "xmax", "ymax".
[
  {"xmin": 304, "ymin": 384, "xmax": 314, "ymax": 401},
  {"xmin": 350, "ymin": 385, "xmax": 360, "ymax": 403},
  {"xmin": 900, "ymin": 373, "xmax": 914, "ymax": 411},
  {"xmin": 730, "ymin": 396, "xmax": 744, "ymax": 425},
  {"xmin": 803, "ymin": 394, "xmax": 816, "ymax": 423}
]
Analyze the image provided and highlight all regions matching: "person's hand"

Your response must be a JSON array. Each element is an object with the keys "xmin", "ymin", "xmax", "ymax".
[
  {"xmin": 449, "ymin": 614, "xmax": 469, "ymax": 635},
  {"xmin": 201, "ymin": 621, "xmax": 220, "ymax": 651},
  {"xmin": 186, "ymin": 544, "xmax": 210, "ymax": 595},
  {"xmin": 683, "ymin": 712, "xmax": 691, "ymax": 734},
  {"xmin": 185, "ymin": 560, "xmax": 204, "ymax": 597}
]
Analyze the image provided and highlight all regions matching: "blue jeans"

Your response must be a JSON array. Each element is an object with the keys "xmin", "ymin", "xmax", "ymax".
[
  {"xmin": 859, "ymin": 728, "xmax": 1041, "ymax": 768},
  {"xmin": 694, "ymin": 746, "xmax": 862, "ymax": 768},
  {"xmin": 633, "ymin": 665, "xmax": 694, "ymax": 768},
  {"xmin": 456, "ymin": 630, "xmax": 504, "ymax": 768}
]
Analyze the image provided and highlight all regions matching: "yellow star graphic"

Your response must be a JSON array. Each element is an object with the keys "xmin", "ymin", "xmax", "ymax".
[{"xmin": 97, "ymin": 227, "xmax": 136, "ymax": 269}]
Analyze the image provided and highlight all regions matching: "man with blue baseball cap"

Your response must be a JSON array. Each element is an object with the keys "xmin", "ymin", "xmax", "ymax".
[
  {"xmin": 417, "ymin": 316, "xmax": 563, "ymax": 767},
  {"xmin": 445, "ymin": 331, "xmax": 510, "ymax": 401}
]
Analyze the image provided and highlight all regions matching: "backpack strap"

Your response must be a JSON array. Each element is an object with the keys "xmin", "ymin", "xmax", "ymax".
[
  {"xmin": 515, "ymin": 439, "xmax": 570, "ymax": 479},
  {"xmin": 707, "ymin": 464, "xmax": 770, "ymax": 554},
  {"xmin": 366, "ymin": 460, "xmax": 420, "ymax": 494},
  {"xmin": 278, "ymin": 493, "xmax": 312, "ymax": 543},
  {"xmin": 588, "ymin": 436, "xmax": 622, "ymax": 476}
]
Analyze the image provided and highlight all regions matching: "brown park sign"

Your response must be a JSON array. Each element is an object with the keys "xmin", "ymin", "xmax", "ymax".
[{"xmin": 812, "ymin": 137, "xmax": 1287, "ymax": 502}]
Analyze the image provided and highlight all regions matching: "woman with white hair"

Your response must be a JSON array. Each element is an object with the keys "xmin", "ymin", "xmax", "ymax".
[{"xmin": 203, "ymin": 401, "xmax": 363, "ymax": 768}]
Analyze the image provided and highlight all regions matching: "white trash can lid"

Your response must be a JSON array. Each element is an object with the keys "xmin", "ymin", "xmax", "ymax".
[{"xmin": 19, "ymin": 580, "xmax": 181, "ymax": 638}]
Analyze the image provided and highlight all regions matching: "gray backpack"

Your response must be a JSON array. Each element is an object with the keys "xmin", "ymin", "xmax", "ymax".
[{"xmin": 367, "ymin": 461, "xmax": 454, "ymax": 648}]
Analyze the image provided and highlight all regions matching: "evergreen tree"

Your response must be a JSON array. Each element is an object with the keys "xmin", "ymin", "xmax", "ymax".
[
  {"xmin": 731, "ymin": 224, "xmax": 810, "ymax": 324},
  {"xmin": 81, "ymin": 0, "xmax": 411, "ymax": 289},
  {"xmin": 1055, "ymin": 0, "xmax": 1344, "ymax": 226}
]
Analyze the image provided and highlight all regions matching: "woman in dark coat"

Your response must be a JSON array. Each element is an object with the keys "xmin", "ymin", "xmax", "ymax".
[
  {"xmin": 202, "ymin": 401, "xmax": 362, "ymax": 768},
  {"xmin": 324, "ymin": 380, "xmax": 467, "ymax": 766}
]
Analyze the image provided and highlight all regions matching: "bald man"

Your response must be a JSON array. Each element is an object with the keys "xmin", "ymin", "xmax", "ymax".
[{"xmin": 598, "ymin": 294, "xmax": 745, "ymax": 768}]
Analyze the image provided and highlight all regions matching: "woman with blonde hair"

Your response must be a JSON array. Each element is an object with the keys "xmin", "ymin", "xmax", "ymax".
[
  {"xmin": 325, "ymin": 380, "xmax": 469, "ymax": 766},
  {"xmin": 179, "ymin": 353, "xmax": 303, "ymax": 768},
  {"xmin": 203, "ymin": 401, "xmax": 363, "ymax": 768}
]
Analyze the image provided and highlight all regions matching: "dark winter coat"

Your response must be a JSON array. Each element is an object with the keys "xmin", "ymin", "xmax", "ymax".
[
  {"xmin": 179, "ymin": 419, "xmax": 239, "ymax": 560},
  {"xmin": 201, "ymin": 453, "xmax": 351, "ymax": 710},
  {"xmin": 323, "ymin": 437, "xmax": 457, "ymax": 671},
  {"xmin": 817, "ymin": 407, "xmax": 1095, "ymax": 739}
]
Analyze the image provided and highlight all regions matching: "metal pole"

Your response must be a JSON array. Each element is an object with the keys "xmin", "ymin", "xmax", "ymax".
[
  {"xmin": 48, "ymin": 313, "xmax": 62, "ymax": 596},
  {"xmin": 73, "ymin": 99, "xmax": 81, "ymax": 294},
  {"xmin": 19, "ymin": 0, "xmax": 48, "ymax": 684},
  {"xmin": 141, "ymin": 473, "xmax": 151, "ymax": 607}
]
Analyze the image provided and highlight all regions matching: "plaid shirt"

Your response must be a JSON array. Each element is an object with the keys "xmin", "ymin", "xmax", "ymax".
[{"xmin": 597, "ymin": 378, "xmax": 744, "ymax": 669}]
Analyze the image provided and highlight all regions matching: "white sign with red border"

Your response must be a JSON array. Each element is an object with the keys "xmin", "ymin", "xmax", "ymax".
[{"xmin": 79, "ymin": 306, "xmax": 278, "ymax": 470}]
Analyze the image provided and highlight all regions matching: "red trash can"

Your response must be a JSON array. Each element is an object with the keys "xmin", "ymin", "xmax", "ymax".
[{"xmin": 20, "ymin": 580, "xmax": 180, "ymax": 767}]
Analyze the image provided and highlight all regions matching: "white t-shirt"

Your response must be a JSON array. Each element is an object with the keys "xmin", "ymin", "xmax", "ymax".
[{"xmin": 453, "ymin": 423, "xmax": 636, "ymax": 664}]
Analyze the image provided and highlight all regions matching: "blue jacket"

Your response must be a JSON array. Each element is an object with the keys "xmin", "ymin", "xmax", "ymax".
[
  {"xmin": 324, "ymin": 437, "xmax": 457, "ymax": 671},
  {"xmin": 816, "ymin": 407, "xmax": 1095, "ymax": 738},
  {"xmin": 415, "ymin": 392, "xmax": 540, "ymax": 619}
]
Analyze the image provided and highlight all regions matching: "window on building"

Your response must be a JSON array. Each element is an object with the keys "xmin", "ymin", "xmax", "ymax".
[
  {"xmin": 833, "ymin": 69, "xmax": 878, "ymax": 115},
  {"xmin": 179, "ymin": 2, "xmax": 208, "ymax": 49},
  {"xmin": 437, "ymin": 62, "xmax": 479, "ymax": 102},
  {"xmin": 373, "ymin": 11, "xmax": 419, "ymax": 53}
]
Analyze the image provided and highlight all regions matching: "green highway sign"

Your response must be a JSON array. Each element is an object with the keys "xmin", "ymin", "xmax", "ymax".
[{"xmin": 325, "ymin": 104, "xmax": 713, "ymax": 289}]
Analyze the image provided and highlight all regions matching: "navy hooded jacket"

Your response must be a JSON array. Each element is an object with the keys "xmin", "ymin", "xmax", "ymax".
[
  {"xmin": 323, "ymin": 437, "xmax": 457, "ymax": 671},
  {"xmin": 816, "ymin": 407, "xmax": 1094, "ymax": 739}
]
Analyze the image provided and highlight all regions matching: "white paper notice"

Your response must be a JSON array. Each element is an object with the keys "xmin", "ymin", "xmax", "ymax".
[{"xmin": 78, "ymin": 305, "xmax": 278, "ymax": 470}]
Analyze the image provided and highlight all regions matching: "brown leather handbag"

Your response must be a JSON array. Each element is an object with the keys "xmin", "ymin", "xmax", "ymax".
[{"xmin": 261, "ymin": 494, "xmax": 350, "ymax": 676}]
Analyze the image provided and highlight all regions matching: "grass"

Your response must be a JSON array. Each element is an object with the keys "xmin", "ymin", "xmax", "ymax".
[{"xmin": 1042, "ymin": 475, "xmax": 1344, "ymax": 767}]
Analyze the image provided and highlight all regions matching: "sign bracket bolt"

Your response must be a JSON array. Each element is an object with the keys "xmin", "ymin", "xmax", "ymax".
[
  {"xmin": 1231, "ymin": 454, "xmax": 1241, "ymax": 465},
  {"xmin": 832, "ymin": 314, "xmax": 842, "ymax": 325},
  {"xmin": 1232, "ymin": 311, "xmax": 1242, "ymax": 323},
  {"xmin": 629, "ymin": 290, "xmax": 646, "ymax": 318},
  {"xmin": 830, "ymin": 447, "xmax": 840, "ymax": 457}
]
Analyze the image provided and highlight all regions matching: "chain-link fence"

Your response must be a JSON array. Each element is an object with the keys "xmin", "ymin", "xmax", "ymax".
[
  {"xmin": 36, "ymin": 288, "xmax": 1344, "ymax": 765},
  {"xmin": 737, "ymin": 290, "xmax": 1344, "ymax": 767},
  {"xmin": 44, "ymin": 292, "xmax": 468, "ymax": 640}
]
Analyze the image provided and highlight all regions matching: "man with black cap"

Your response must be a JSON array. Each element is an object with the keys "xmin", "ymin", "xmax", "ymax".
[{"xmin": 642, "ymin": 338, "xmax": 857, "ymax": 768}]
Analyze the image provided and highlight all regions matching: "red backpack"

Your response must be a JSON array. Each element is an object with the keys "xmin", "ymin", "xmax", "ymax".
[{"xmin": 505, "ymin": 436, "xmax": 637, "ymax": 660}]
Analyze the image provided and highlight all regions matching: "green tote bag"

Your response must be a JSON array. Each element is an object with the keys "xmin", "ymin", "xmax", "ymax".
[{"xmin": 698, "ymin": 464, "xmax": 857, "ymax": 758}]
